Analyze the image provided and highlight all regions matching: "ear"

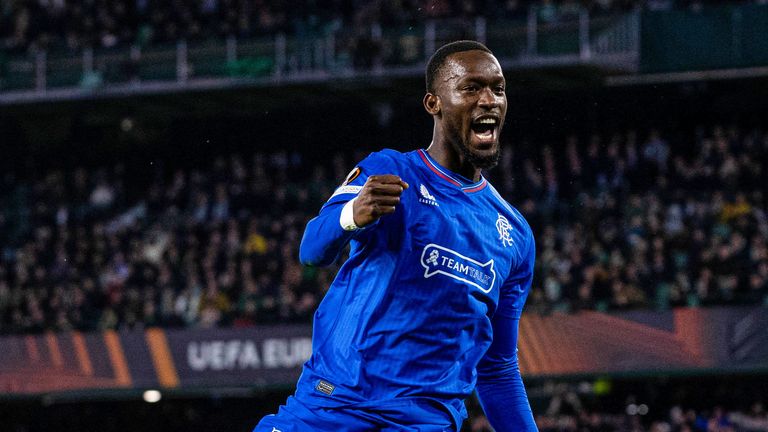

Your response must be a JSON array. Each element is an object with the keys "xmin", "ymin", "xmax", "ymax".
[{"xmin": 423, "ymin": 92, "xmax": 441, "ymax": 115}]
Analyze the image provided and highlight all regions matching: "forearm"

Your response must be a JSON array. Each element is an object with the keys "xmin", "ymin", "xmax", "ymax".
[
  {"xmin": 477, "ymin": 303, "xmax": 537, "ymax": 431},
  {"xmin": 299, "ymin": 202, "xmax": 357, "ymax": 267},
  {"xmin": 476, "ymin": 361, "xmax": 537, "ymax": 431}
]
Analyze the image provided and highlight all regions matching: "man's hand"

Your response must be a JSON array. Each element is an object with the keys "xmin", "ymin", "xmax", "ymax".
[{"xmin": 353, "ymin": 175, "xmax": 409, "ymax": 227}]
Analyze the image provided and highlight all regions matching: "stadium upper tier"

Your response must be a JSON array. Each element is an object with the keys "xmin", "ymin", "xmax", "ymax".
[
  {"xmin": 0, "ymin": 124, "xmax": 765, "ymax": 335},
  {"xmin": 0, "ymin": 0, "xmax": 636, "ymax": 54},
  {"xmin": 4, "ymin": 0, "xmax": 768, "ymax": 104},
  {"xmin": 0, "ymin": 0, "xmax": 643, "ymax": 103}
]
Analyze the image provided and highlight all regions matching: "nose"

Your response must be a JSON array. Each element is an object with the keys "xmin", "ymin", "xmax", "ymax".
[{"xmin": 477, "ymin": 87, "xmax": 499, "ymax": 109}]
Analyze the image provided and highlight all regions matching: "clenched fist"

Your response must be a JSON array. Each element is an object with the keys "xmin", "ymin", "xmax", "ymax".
[{"xmin": 353, "ymin": 175, "xmax": 409, "ymax": 227}]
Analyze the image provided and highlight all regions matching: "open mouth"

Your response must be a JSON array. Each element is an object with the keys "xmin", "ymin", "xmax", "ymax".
[{"xmin": 470, "ymin": 115, "xmax": 499, "ymax": 144}]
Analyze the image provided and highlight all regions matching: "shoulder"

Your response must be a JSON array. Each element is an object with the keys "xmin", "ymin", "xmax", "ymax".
[
  {"xmin": 486, "ymin": 183, "xmax": 535, "ymax": 269},
  {"xmin": 325, "ymin": 149, "xmax": 409, "ymax": 205},
  {"xmin": 487, "ymin": 183, "xmax": 534, "ymax": 243},
  {"xmin": 510, "ymin": 206, "xmax": 534, "ymax": 248},
  {"xmin": 357, "ymin": 148, "xmax": 409, "ymax": 172}
]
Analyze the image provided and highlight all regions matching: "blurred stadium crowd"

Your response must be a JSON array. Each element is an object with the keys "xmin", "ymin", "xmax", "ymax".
[
  {"xmin": 3, "ymin": 3, "xmax": 768, "ymax": 432},
  {"xmin": 527, "ymin": 395, "xmax": 768, "ymax": 432},
  {"xmin": 531, "ymin": 399, "xmax": 768, "ymax": 432},
  {"xmin": 0, "ymin": 124, "xmax": 766, "ymax": 334},
  {"xmin": 444, "ymin": 376, "xmax": 768, "ymax": 431},
  {"xmin": 5, "ymin": 377, "xmax": 767, "ymax": 432},
  {"xmin": 0, "ymin": 0, "xmax": 718, "ymax": 54},
  {"xmin": 513, "ymin": 127, "xmax": 768, "ymax": 313}
]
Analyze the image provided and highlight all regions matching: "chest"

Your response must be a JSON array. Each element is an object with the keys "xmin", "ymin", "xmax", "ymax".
[{"xmin": 386, "ymin": 176, "xmax": 523, "ymax": 306}]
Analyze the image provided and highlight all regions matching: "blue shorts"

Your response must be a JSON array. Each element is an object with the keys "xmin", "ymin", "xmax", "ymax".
[{"xmin": 253, "ymin": 395, "xmax": 458, "ymax": 432}]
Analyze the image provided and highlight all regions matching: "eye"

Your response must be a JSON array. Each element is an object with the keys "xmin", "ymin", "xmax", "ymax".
[
  {"xmin": 494, "ymin": 86, "xmax": 505, "ymax": 94},
  {"xmin": 463, "ymin": 85, "xmax": 479, "ymax": 93}
]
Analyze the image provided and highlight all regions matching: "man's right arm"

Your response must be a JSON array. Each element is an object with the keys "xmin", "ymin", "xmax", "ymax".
[
  {"xmin": 299, "ymin": 174, "xmax": 408, "ymax": 267},
  {"xmin": 298, "ymin": 199, "xmax": 357, "ymax": 267}
]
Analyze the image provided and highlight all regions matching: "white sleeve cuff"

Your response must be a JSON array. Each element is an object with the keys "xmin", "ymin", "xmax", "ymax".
[{"xmin": 339, "ymin": 198, "xmax": 360, "ymax": 231}]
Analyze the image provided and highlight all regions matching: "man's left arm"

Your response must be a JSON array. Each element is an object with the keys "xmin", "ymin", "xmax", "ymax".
[{"xmin": 476, "ymin": 235, "xmax": 537, "ymax": 431}]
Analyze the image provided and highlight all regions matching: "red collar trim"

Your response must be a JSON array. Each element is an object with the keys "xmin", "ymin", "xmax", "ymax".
[{"xmin": 417, "ymin": 149, "xmax": 488, "ymax": 193}]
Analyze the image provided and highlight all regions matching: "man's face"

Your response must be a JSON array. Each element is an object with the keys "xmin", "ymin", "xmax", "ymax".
[{"xmin": 433, "ymin": 50, "xmax": 507, "ymax": 169}]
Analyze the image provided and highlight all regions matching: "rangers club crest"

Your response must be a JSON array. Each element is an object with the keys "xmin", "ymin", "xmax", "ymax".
[{"xmin": 496, "ymin": 213, "xmax": 513, "ymax": 247}]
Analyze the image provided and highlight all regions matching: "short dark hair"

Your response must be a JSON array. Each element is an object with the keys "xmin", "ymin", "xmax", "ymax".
[{"xmin": 425, "ymin": 40, "xmax": 493, "ymax": 93}]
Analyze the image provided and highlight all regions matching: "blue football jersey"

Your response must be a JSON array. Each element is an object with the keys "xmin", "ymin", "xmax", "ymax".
[{"xmin": 296, "ymin": 149, "xmax": 535, "ymax": 428}]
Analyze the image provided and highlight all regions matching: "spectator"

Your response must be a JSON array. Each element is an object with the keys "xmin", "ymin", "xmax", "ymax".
[{"xmin": 0, "ymin": 124, "xmax": 767, "ymax": 334}]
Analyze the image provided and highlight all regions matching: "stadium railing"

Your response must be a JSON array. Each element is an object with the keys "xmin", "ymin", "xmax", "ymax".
[{"xmin": 0, "ymin": 8, "xmax": 639, "ymax": 104}]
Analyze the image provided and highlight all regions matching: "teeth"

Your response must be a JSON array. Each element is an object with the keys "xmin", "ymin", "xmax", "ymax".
[{"xmin": 476, "ymin": 118, "xmax": 497, "ymax": 125}]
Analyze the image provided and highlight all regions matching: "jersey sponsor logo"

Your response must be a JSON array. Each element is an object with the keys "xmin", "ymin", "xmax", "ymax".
[
  {"xmin": 496, "ymin": 213, "xmax": 514, "ymax": 247},
  {"xmin": 330, "ymin": 185, "xmax": 362, "ymax": 198},
  {"xmin": 418, "ymin": 184, "xmax": 439, "ymax": 206},
  {"xmin": 343, "ymin": 166, "xmax": 362, "ymax": 185},
  {"xmin": 420, "ymin": 243, "xmax": 496, "ymax": 293}
]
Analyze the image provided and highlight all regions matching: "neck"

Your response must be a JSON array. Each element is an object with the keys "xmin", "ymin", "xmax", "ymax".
[{"xmin": 426, "ymin": 127, "xmax": 482, "ymax": 182}]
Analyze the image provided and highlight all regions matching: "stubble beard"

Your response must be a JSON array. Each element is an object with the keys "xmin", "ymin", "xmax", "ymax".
[{"xmin": 457, "ymin": 137, "xmax": 501, "ymax": 170}]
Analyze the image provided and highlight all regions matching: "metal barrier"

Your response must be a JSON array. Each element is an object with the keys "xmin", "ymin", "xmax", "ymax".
[{"xmin": 0, "ymin": 10, "xmax": 639, "ymax": 103}]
